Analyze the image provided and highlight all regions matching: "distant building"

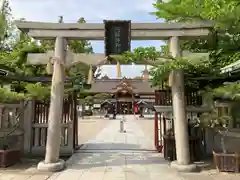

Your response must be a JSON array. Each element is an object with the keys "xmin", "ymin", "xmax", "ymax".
[{"xmin": 88, "ymin": 65, "xmax": 155, "ymax": 114}]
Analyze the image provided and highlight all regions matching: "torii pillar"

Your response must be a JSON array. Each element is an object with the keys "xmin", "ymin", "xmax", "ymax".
[
  {"xmin": 169, "ymin": 36, "xmax": 197, "ymax": 172},
  {"xmin": 37, "ymin": 36, "xmax": 67, "ymax": 171},
  {"xmin": 27, "ymin": 50, "xmax": 106, "ymax": 172}
]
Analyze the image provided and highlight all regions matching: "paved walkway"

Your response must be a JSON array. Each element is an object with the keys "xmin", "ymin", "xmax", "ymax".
[
  {"xmin": 78, "ymin": 119, "xmax": 110, "ymax": 145},
  {"xmin": 2, "ymin": 116, "xmax": 238, "ymax": 180},
  {"xmin": 0, "ymin": 116, "xmax": 240, "ymax": 180},
  {"xmin": 47, "ymin": 115, "xmax": 240, "ymax": 180},
  {"xmin": 77, "ymin": 115, "xmax": 155, "ymax": 152},
  {"xmin": 49, "ymin": 115, "xmax": 179, "ymax": 180}
]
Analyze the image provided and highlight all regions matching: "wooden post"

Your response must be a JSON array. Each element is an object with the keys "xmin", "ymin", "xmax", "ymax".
[
  {"xmin": 19, "ymin": 100, "xmax": 25, "ymax": 154},
  {"xmin": 37, "ymin": 37, "xmax": 66, "ymax": 172},
  {"xmin": 23, "ymin": 100, "xmax": 35, "ymax": 154},
  {"xmin": 154, "ymin": 111, "xmax": 159, "ymax": 148}
]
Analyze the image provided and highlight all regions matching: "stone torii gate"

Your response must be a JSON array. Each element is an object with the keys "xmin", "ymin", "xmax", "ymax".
[{"xmin": 15, "ymin": 20, "xmax": 214, "ymax": 172}]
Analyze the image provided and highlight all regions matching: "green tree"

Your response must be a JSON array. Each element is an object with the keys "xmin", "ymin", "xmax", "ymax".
[
  {"xmin": 113, "ymin": 45, "xmax": 215, "ymax": 89},
  {"xmin": 40, "ymin": 16, "xmax": 97, "ymax": 82},
  {"xmin": 152, "ymin": 0, "xmax": 240, "ymax": 68},
  {"xmin": 0, "ymin": 13, "xmax": 97, "ymax": 93},
  {"xmin": 0, "ymin": 3, "xmax": 45, "ymax": 77},
  {"xmin": 117, "ymin": 0, "xmax": 239, "ymax": 89},
  {"xmin": 0, "ymin": 0, "xmax": 12, "ymax": 51}
]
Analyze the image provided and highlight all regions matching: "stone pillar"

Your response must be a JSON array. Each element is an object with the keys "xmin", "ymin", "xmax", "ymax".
[
  {"xmin": 168, "ymin": 36, "xmax": 196, "ymax": 172},
  {"xmin": 37, "ymin": 36, "xmax": 66, "ymax": 172}
]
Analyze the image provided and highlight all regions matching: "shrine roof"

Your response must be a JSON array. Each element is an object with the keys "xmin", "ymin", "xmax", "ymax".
[{"xmin": 88, "ymin": 78, "xmax": 155, "ymax": 94}]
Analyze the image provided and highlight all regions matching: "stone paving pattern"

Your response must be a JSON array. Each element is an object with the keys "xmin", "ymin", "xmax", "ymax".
[
  {"xmin": 134, "ymin": 116, "xmax": 155, "ymax": 142},
  {"xmin": 0, "ymin": 116, "xmax": 239, "ymax": 180},
  {"xmin": 77, "ymin": 118, "xmax": 110, "ymax": 145}
]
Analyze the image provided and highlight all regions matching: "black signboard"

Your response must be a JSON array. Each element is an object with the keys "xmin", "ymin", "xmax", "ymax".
[{"xmin": 104, "ymin": 20, "xmax": 131, "ymax": 56}]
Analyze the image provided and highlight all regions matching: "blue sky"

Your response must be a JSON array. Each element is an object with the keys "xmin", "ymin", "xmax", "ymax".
[{"xmin": 9, "ymin": 0, "xmax": 164, "ymax": 78}]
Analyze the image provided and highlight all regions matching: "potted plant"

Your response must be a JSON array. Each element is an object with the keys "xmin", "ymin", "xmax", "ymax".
[
  {"xmin": 0, "ymin": 87, "xmax": 25, "ymax": 167},
  {"xmin": 0, "ymin": 138, "xmax": 21, "ymax": 167},
  {"xmin": 199, "ymin": 109, "xmax": 240, "ymax": 172},
  {"xmin": 199, "ymin": 83, "xmax": 240, "ymax": 172}
]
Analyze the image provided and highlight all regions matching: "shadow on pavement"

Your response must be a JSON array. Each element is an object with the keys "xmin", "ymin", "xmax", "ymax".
[
  {"xmin": 77, "ymin": 142, "xmax": 154, "ymax": 151},
  {"xmin": 66, "ymin": 151, "xmax": 168, "ymax": 170}
]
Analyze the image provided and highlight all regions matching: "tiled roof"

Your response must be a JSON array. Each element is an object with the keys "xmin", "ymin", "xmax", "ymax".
[{"xmin": 88, "ymin": 78, "xmax": 155, "ymax": 93}]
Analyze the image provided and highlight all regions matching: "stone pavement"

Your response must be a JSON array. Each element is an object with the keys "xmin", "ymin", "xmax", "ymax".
[
  {"xmin": 78, "ymin": 118, "xmax": 110, "ymax": 145},
  {"xmin": 45, "ymin": 115, "xmax": 240, "ymax": 180},
  {"xmin": 134, "ymin": 118, "xmax": 155, "ymax": 143},
  {"xmin": 0, "ymin": 115, "xmax": 239, "ymax": 180},
  {"xmin": 76, "ymin": 115, "xmax": 155, "ymax": 151},
  {"xmin": 49, "ymin": 115, "xmax": 180, "ymax": 180}
]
